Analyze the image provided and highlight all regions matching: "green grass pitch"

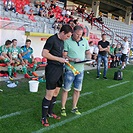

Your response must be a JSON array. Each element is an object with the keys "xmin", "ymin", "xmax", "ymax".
[{"xmin": 0, "ymin": 65, "xmax": 133, "ymax": 133}]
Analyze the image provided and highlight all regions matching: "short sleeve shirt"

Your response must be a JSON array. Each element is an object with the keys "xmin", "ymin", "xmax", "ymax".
[
  {"xmin": 89, "ymin": 45, "xmax": 95, "ymax": 54},
  {"xmin": 0, "ymin": 45, "xmax": 10, "ymax": 54},
  {"xmin": 122, "ymin": 41, "xmax": 129, "ymax": 54},
  {"xmin": 98, "ymin": 40, "xmax": 110, "ymax": 56},
  {"xmin": 43, "ymin": 34, "xmax": 64, "ymax": 66},
  {"xmin": 9, "ymin": 46, "xmax": 22, "ymax": 59},
  {"xmin": 21, "ymin": 45, "xmax": 33, "ymax": 59},
  {"xmin": 114, "ymin": 47, "xmax": 122, "ymax": 54},
  {"xmin": 110, "ymin": 47, "xmax": 114, "ymax": 55},
  {"xmin": 64, "ymin": 37, "xmax": 89, "ymax": 72}
]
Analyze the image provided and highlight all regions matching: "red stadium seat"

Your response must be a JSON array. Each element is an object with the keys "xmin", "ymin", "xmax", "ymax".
[
  {"xmin": 35, "ymin": 57, "xmax": 42, "ymax": 63},
  {"xmin": 42, "ymin": 57, "xmax": 47, "ymax": 63},
  {"xmin": 0, "ymin": 73, "xmax": 8, "ymax": 77},
  {"xmin": 18, "ymin": 27, "xmax": 25, "ymax": 31},
  {"xmin": 89, "ymin": 34, "xmax": 94, "ymax": 39},
  {"xmin": 41, "ymin": 2, "xmax": 45, "ymax": 5},
  {"xmin": 0, "ymin": 63, "xmax": 7, "ymax": 67},
  {"xmin": 3, "ymin": 17, "xmax": 10, "ymax": 20}
]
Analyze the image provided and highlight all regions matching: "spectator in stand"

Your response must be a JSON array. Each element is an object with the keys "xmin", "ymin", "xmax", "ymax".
[
  {"xmin": 76, "ymin": 5, "xmax": 81, "ymax": 14},
  {"xmin": 66, "ymin": 9, "xmax": 71, "ymax": 18},
  {"xmin": 68, "ymin": 20, "xmax": 75, "ymax": 29},
  {"xmin": 50, "ymin": 0, "xmax": 56, "ymax": 9},
  {"xmin": 48, "ymin": 9, "xmax": 55, "ymax": 18},
  {"xmin": 4, "ymin": 0, "xmax": 16, "ymax": 13},
  {"xmin": 34, "ymin": 0, "xmax": 42, "ymax": 8},
  {"xmin": 62, "ymin": 7, "xmax": 67, "ymax": 17},
  {"xmin": 80, "ymin": 4, "xmax": 86, "ymax": 14},
  {"xmin": 60, "ymin": 19, "xmax": 66, "ymax": 25},
  {"xmin": 23, "ymin": 3, "xmax": 33, "ymax": 15},
  {"xmin": 88, "ymin": 11, "xmax": 95, "ymax": 29},
  {"xmin": 73, "ymin": 19, "xmax": 79, "ymax": 25},
  {"xmin": 96, "ymin": 15, "xmax": 104, "ymax": 24},
  {"xmin": 52, "ymin": 18, "xmax": 62, "ymax": 31},
  {"xmin": 45, "ymin": 0, "xmax": 51, "ymax": 9},
  {"xmin": 39, "ymin": 5, "xmax": 48, "ymax": 17}
]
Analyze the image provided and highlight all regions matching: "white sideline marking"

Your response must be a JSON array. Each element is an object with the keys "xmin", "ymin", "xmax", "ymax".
[
  {"xmin": 33, "ymin": 92, "xmax": 133, "ymax": 133},
  {"xmin": 0, "ymin": 92, "xmax": 93, "ymax": 120},
  {"xmin": 56, "ymin": 92, "xmax": 93, "ymax": 103},
  {"xmin": 0, "ymin": 111, "xmax": 21, "ymax": 120},
  {"xmin": 107, "ymin": 81, "xmax": 130, "ymax": 88},
  {"xmin": 0, "ymin": 109, "xmax": 31, "ymax": 120}
]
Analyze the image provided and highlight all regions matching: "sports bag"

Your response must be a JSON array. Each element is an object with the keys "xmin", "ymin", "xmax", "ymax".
[{"xmin": 114, "ymin": 70, "xmax": 123, "ymax": 80}]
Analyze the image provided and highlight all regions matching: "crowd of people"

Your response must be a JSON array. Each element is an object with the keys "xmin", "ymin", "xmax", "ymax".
[
  {"xmin": 3, "ymin": 0, "xmax": 89, "ymax": 33},
  {"xmin": 88, "ymin": 36, "xmax": 130, "ymax": 70},
  {"xmin": 4, "ymin": 0, "xmax": 16, "ymax": 13},
  {"xmin": 0, "ymin": 39, "xmax": 38, "ymax": 79}
]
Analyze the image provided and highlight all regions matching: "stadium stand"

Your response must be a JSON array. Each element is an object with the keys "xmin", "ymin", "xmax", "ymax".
[
  {"xmin": 102, "ymin": 17, "xmax": 132, "ymax": 45},
  {"xmin": 0, "ymin": 0, "xmax": 132, "ymax": 45},
  {"xmin": 0, "ymin": 0, "xmax": 90, "ymax": 36}
]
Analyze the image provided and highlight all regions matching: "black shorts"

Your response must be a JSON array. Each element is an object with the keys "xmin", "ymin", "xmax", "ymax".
[
  {"xmin": 121, "ymin": 54, "xmax": 126, "ymax": 62},
  {"xmin": 45, "ymin": 64, "xmax": 63, "ymax": 90}
]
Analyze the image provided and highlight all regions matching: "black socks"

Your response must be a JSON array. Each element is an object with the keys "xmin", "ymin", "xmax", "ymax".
[
  {"xmin": 42, "ymin": 97, "xmax": 51, "ymax": 118},
  {"xmin": 48, "ymin": 96, "xmax": 57, "ymax": 115}
]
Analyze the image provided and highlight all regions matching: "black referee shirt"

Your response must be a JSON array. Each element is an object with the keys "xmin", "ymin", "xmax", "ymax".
[{"xmin": 43, "ymin": 34, "xmax": 64, "ymax": 65}]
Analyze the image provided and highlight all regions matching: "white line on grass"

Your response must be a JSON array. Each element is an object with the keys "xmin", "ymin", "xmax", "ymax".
[
  {"xmin": 0, "ymin": 92, "xmax": 93, "ymax": 120},
  {"xmin": 107, "ymin": 81, "xmax": 130, "ymax": 88},
  {"xmin": 33, "ymin": 92, "xmax": 133, "ymax": 133},
  {"xmin": 0, "ymin": 109, "xmax": 31, "ymax": 120},
  {"xmin": 56, "ymin": 92, "xmax": 93, "ymax": 103}
]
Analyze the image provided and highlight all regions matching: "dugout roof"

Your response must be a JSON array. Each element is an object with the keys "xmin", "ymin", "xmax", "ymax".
[{"xmin": 72, "ymin": 0, "xmax": 133, "ymax": 19}]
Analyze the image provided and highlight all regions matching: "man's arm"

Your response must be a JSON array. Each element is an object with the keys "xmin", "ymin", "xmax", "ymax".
[
  {"xmin": 21, "ymin": 50, "xmax": 29, "ymax": 56},
  {"xmin": 63, "ymin": 51, "xmax": 80, "ymax": 62},
  {"xmin": 98, "ymin": 45, "xmax": 108, "ymax": 51},
  {"xmin": 2, "ymin": 52, "xmax": 10, "ymax": 60},
  {"xmin": 85, "ymin": 50, "xmax": 91, "ymax": 59},
  {"xmin": 8, "ymin": 52, "xmax": 13, "ymax": 61},
  {"xmin": 106, "ymin": 46, "xmax": 110, "ymax": 53},
  {"xmin": 18, "ymin": 53, "xmax": 24, "ymax": 61},
  {"xmin": 42, "ymin": 49, "xmax": 66, "ymax": 63}
]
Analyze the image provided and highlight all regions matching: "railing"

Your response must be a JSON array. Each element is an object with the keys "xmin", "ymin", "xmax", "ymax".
[{"xmin": 92, "ymin": 19, "xmax": 126, "ymax": 44}]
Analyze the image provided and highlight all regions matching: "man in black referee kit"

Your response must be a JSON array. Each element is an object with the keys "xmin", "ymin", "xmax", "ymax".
[{"xmin": 41, "ymin": 25, "xmax": 72, "ymax": 126}]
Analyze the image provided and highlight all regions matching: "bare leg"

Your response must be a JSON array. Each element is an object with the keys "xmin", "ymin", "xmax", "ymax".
[
  {"xmin": 53, "ymin": 87, "xmax": 60, "ymax": 97},
  {"xmin": 61, "ymin": 90, "xmax": 68, "ymax": 108},
  {"xmin": 72, "ymin": 90, "xmax": 80, "ymax": 109},
  {"xmin": 45, "ymin": 89, "xmax": 55, "ymax": 100}
]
